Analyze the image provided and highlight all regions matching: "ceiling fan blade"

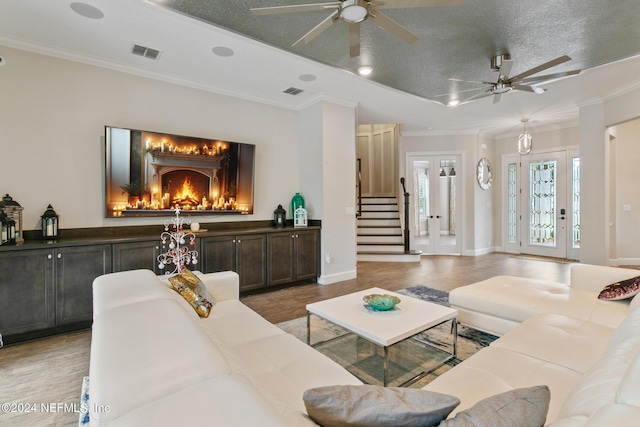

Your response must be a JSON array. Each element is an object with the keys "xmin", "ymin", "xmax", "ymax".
[
  {"xmin": 251, "ymin": 2, "xmax": 340, "ymax": 15},
  {"xmin": 369, "ymin": 10, "xmax": 419, "ymax": 44},
  {"xmin": 292, "ymin": 10, "xmax": 340, "ymax": 48},
  {"xmin": 349, "ymin": 23, "xmax": 360, "ymax": 57},
  {"xmin": 512, "ymin": 84, "xmax": 546, "ymax": 94},
  {"xmin": 493, "ymin": 93, "xmax": 502, "ymax": 103},
  {"xmin": 449, "ymin": 78, "xmax": 496, "ymax": 85},
  {"xmin": 434, "ymin": 86, "xmax": 487, "ymax": 97},
  {"xmin": 499, "ymin": 59, "xmax": 513, "ymax": 79},
  {"xmin": 455, "ymin": 90, "xmax": 493, "ymax": 105},
  {"xmin": 519, "ymin": 69, "xmax": 581, "ymax": 84},
  {"xmin": 508, "ymin": 55, "xmax": 572, "ymax": 83},
  {"xmin": 375, "ymin": 0, "xmax": 464, "ymax": 9}
]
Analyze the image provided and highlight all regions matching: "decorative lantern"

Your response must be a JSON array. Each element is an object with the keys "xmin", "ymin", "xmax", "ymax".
[
  {"xmin": 0, "ymin": 211, "xmax": 16, "ymax": 245},
  {"xmin": 0, "ymin": 194, "xmax": 23, "ymax": 243},
  {"xmin": 273, "ymin": 204, "xmax": 286, "ymax": 228},
  {"xmin": 291, "ymin": 193, "xmax": 305, "ymax": 218},
  {"xmin": 294, "ymin": 207, "xmax": 308, "ymax": 228},
  {"xmin": 41, "ymin": 204, "xmax": 59, "ymax": 239}
]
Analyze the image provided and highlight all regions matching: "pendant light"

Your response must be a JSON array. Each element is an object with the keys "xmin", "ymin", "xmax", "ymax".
[{"xmin": 518, "ymin": 119, "xmax": 532, "ymax": 155}]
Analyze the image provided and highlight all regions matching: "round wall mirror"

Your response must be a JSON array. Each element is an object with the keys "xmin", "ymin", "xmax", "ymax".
[{"xmin": 476, "ymin": 158, "xmax": 492, "ymax": 190}]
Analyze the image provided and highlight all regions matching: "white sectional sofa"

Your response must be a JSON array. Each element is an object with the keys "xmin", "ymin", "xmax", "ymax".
[
  {"xmin": 449, "ymin": 264, "xmax": 639, "ymax": 336},
  {"xmin": 423, "ymin": 264, "xmax": 640, "ymax": 426},
  {"xmin": 89, "ymin": 269, "xmax": 361, "ymax": 426},
  {"xmin": 90, "ymin": 265, "xmax": 640, "ymax": 427}
]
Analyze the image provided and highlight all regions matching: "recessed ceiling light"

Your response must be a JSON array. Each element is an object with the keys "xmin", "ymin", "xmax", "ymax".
[
  {"xmin": 299, "ymin": 74, "xmax": 317, "ymax": 82},
  {"xmin": 0, "ymin": 56, "xmax": 5, "ymax": 66},
  {"xmin": 358, "ymin": 66, "xmax": 373, "ymax": 76},
  {"xmin": 212, "ymin": 46, "xmax": 234, "ymax": 57},
  {"xmin": 70, "ymin": 2, "xmax": 104, "ymax": 19}
]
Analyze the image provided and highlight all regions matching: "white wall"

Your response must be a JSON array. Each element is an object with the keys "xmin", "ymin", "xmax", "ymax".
[
  {"xmin": 0, "ymin": 45, "xmax": 300, "ymax": 230},
  {"xmin": 610, "ymin": 118, "xmax": 640, "ymax": 265},
  {"xmin": 299, "ymin": 99, "xmax": 358, "ymax": 284},
  {"xmin": 0, "ymin": 45, "xmax": 360, "ymax": 283}
]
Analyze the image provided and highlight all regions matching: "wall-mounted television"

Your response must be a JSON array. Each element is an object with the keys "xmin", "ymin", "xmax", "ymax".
[{"xmin": 105, "ymin": 126, "xmax": 255, "ymax": 218}]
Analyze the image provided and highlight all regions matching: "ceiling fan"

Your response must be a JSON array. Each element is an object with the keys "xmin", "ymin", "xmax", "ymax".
[
  {"xmin": 445, "ymin": 54, "xmax": 581, "ymax": 105},
  {"xmin": 251, "ymin": 0, "xmax": 463, "ymax": 58}
]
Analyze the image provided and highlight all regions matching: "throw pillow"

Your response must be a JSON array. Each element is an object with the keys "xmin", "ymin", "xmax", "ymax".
[
  {"xmin": 168, "ymin": 269, "xmax": 215, "ymax": 317},
  {"xmin": 438, "ymin": 385, "xmax": 550, "ymax": 427},
  {"xmin": 303, "ymin": 384, "xmax": 460, "ymax": 427},
  {"xmin": 597, "ymin": 276, "xmax": 640, "ymax": 301}
]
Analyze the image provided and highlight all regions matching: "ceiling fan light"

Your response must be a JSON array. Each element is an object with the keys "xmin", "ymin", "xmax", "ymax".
[
  {"xmin": 448, "ymin": 99, "xmax": 460, "ymax": 107},
  {"xmin": 341, "ymin": 0, "xmax": 368, "ymax": 23},
  {"xmin": 532, "ymin": 86, "xmax": 545, "ymax": 94}
]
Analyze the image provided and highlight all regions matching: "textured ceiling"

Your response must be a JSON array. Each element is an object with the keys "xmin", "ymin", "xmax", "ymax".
[
  {"xmin": 1, "ymin": 0, "xmax": 639, "ymax": 136},
  {"xmin": 151, "ymin": 0, "xmax": 640, "ymax": 105}
]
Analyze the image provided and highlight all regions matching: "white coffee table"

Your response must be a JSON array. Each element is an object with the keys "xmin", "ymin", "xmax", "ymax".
[{"xmin": 306, "ymin": 287, "xmax": 458, "ymax": 386}]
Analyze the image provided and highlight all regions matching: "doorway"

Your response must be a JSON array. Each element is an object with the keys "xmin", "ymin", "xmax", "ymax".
[
  {"xmin": 503, "ymin": 149, "xmax": 580, "ymax": 259},
  {"xmin": 408, "ymin": 154, "xmax": 462, "ymax": 255}
]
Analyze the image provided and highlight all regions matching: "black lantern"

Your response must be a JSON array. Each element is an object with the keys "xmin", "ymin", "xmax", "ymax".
[
  {"xmin": 273, "ymin": 204, "xmax": 286, "ymax": 228},
  {"xmin": 0, "ymin": 194, "xmax": 23, "ymax": 243},
  {"xmin": 0, "ymin": 211, "xmax": 16, "ymax": 245},
  {"xmin": 41, "ymin": 204, "xmax": 59, "ymax": 239}
]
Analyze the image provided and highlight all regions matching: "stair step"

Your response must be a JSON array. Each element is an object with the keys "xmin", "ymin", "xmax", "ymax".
[
  {"xmin": 357, "ymin": 250, "xmax": 422, "ymax": 263},
  {"xmin": 357, "ymin": 235, "xmax": 404, "ymax": 244},
  {"xmin": 357, "ymin": 244, "xmax": 405, "ymax": 252}
]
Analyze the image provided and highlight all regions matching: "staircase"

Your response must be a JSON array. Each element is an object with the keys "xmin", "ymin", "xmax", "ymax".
[{"xmin": 356, "ymin": 196, "xmax": 422, "ymax": 262}]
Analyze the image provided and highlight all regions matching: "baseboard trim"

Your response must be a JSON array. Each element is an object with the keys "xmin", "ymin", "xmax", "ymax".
[
  {"xmin": 318, "ymin": 269, "xmax": 357, "ymax": 285},
  {"xmin": 462, "ymin": 247, "xmax": 496, "ymax": 256},
  {"xmin": 611, "ymin": 258, "xmax": 640, "ymax": 266}
]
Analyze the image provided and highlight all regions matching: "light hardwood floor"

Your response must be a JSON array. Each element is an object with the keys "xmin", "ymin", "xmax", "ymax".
[{"xmin": 0, "ymin": 253, "xmax": 574, "ymax": 426}]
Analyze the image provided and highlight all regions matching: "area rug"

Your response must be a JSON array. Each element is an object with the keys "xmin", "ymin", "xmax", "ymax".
[
  {"xmin": 79, "ymin": 376, "xmax": 90, "ymax": 426},
  {"xmin": 276, "ymin": 286, "xmax": 498, "ymax": 388}
]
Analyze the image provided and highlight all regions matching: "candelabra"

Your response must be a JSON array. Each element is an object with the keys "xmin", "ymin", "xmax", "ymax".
[{"xmin": 157, "ymin": 208, "xmax": 198, "ymax": 274}]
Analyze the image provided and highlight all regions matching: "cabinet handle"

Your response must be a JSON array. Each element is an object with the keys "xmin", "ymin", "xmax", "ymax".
[
  {"xmin": 48, "ymin": 254, "xmax": 52, "ymax": 260},
  {"xmin": 57, "ymin": 253, "xmax": 62, "ymax": 259},
  {"xmin": 237, "ymin": 239, "xmax": 241, "ymax": 243}
]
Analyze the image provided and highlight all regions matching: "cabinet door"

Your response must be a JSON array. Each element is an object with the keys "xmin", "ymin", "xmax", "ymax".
[
  {"xmin": 201, "ymin": 235, "xmax": 236, "ymax": 273},
  {"xmin": 295, "ymin": 229, "xmax": 319, "ymax": 281},
  {"xmin": 0, "ymin": 249, "xmax": 54, "ymax": 336},
  {"xmin": 56, "ymin": 245, "xmax": 112, "ymax": 325},
  {"xmin": 268, "ymin": 232, "xmax": 295, "ymax": 286},
  {"xmin": 237, "ymin": 234, "xmax": 267, "ymax": 292},
  {"xmin": 112, "ymin": 240, "xmax": 160, "ymax": 273}
]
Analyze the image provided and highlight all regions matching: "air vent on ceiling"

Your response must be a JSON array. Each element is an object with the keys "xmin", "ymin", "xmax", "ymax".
[
  {"xmin": 131, "ymin": 44, "xmax": 161, "ymax": 60},
  {"xmin": 283, "ymin": 87, "xmax": 304, "ymax": 95}
]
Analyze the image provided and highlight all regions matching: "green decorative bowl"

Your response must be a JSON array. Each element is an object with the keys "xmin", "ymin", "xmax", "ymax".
[{"xmin": 363, "ymin": 294, "xmax": 401, "ymax": 311}]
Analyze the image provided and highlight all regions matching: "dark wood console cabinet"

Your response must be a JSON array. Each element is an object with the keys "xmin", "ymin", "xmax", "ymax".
[
  {"xmin": 200, "ymin": 234, "xmax": 267, "ymax": 292},
  {"xmin": 0, "ymin": 223, "xmax": 319, "ymax": 344},
  {"xmin": 268, "ymin": 229, "xmax": 319, "ymax": 286},
  {"xmin": 0, "ymin": 244, "xmax": 111, "ymax": 344}
]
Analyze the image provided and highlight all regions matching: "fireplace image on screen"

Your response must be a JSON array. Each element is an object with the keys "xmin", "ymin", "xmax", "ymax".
[{"xmin": 105, "ymin": 126, "xmax": 255, "ymax": 217}]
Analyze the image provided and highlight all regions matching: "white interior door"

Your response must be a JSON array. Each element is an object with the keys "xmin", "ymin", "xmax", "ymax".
[
  {"xmin": 409, "ymin": 155, "xmax": 461, "ymax": 255},
  {"xmin": 521, "ymin": 151, "xmax": 568, "ymax": 258}
]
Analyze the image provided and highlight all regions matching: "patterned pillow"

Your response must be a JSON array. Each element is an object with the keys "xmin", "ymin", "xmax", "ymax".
[
  {"xmin": 303, "ymin": 384, "xmax": 460, "ymax": 427},
  {"xmin": 168, "ymin": 269, "xmax": 215, "ymax": 317},
  {"xmin": 598, "ymin": 276, "xmax": 640, "ymax": 301},
  {"xmin": 438, "ymin": 385, "xmax": 550, "ymax": 427}
]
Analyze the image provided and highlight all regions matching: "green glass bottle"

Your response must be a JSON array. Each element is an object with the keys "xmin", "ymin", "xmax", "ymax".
[{"xmin": 291, "ymin": 193, "xmax": 305, "ymax": 218}]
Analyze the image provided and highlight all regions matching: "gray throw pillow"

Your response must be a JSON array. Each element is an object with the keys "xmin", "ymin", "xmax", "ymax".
[
  {"xmin": 303, "ymin": 384, "xmax": 460, "ymax": 427},
  {"xmin": 438, "ymin": 385, "xmax": 550, "ymax": 427}
]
